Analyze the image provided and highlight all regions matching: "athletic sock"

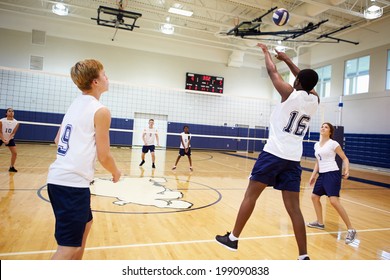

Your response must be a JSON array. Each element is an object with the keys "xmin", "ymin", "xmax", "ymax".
[
  {"xmin": 229, "ymin": 232, "xmax": 238, "ymax": 241},
  {"xmin": 298, "ymin": 254, "xmax": 309, "ymax": 260}
]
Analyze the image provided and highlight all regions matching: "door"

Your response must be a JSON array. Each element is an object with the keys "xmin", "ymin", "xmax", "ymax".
[{"xmin": 132, "ymin": 113, "xmax": 168, "ymax": 148}]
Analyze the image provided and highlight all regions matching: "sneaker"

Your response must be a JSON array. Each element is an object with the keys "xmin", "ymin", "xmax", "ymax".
[
  {"xmin": 345, "ymin": 229, "xmax": 357, "ymax": 244},
  {"xmin": 297, "ymin": 256, "xmax": 311, "ymax": 260},
  {"xmin": 152, "ymin": 163, "xmax": 156, "ymax": 168},
  {"xmin": 307, "ymin": 221, "xmax": 325, "ymax": 230},
  {"xmin": 139, "ymin": 160, "xmax": 145, "ymax": 166},
  {"xmin": 172, "ymin": 166, "xmax": 176, "ymax": 170},
  {"xmin": 9, "ymin": 166, "xmax": 18, "ymax": 172},
  {"xmin": 215, "ymin": 232, "xmax": 238, "ymax": 251}
]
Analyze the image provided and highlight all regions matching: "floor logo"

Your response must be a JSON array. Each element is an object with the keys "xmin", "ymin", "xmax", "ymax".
[{"xmin": 90, "ymin": 177, "xmax": 193, "ymax": 209}]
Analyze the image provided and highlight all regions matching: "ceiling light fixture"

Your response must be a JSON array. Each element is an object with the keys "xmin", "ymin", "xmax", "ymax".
[
  {"xmin": 52, "ymin": 2, "xmax": 69, "ymax": 16},
  {"xmin": 363, "ymin": 0, "xmax": 383, "ymax": 19},
  {"xmin": 168, "ymin": 7, "xmax": 193, "ymax": 17},
  {"xmin": 161, "ymin": 23, "xmax": 174, "ymax": 34},
  {"xmin": 161, "ymin": 16, "xmax": 174, "ymax": 35}
]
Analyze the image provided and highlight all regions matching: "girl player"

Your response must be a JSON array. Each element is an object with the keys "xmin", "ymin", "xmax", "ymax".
[{"xmin": 0, "ymin": 108, "xmax": 20, "ymax": 172}]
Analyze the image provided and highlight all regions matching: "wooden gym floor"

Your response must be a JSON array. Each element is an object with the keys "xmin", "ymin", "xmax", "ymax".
[{"xmin": 0, "ymin": 143, "xmax": 389, "ymax": 260}]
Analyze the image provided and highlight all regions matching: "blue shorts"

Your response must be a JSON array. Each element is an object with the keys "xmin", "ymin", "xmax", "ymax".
[
  {"xmin": 47, "ymin": 184, "xmax": 93, "ymax": 247},
  {"xmin": 0, "ymin": 139, "xmax": 16, "ymax": 147},
  {"xmin": 312, "ymin": 170, "xmax": 341, "ymax": 197},
  {"xmin": 179, "ymin": 148, "xmax": 191, "ymax": 156},
  {"xmin": 142, "ymin": 145, "xmax": 155, "ymax": 153},
  {"xmin": 250, "ymin": 151, "xmax": 302, "ymax": 192}
]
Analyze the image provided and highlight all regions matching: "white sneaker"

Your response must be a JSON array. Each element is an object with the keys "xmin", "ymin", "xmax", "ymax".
[{"xmin": 307, "ymin": 221, "xmax": 325, "ymax": 230}]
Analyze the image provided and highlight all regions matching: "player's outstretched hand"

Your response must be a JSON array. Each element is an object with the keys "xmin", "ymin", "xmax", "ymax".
[
  {"xmin": 257, "ymin": 43, "xmax": 268, "ymax": 52},
  {"xmin": 275, "ymin": 50, "xmax": 289, "ymax": 62}
]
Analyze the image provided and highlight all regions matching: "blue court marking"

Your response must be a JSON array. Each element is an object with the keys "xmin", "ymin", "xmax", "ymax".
[{"xmin": 221, "ymin": 152, "xmax": 390, "ymax": 189}]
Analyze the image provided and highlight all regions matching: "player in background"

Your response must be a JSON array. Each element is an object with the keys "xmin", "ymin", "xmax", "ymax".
[
  {"xmin": 307, "ymin": 122, "xmax": 356, "ymax": 244},
  {"xmin": 47, "ymin": 59, "xmax": 121, "ymax": 260},
  {"xmin": 0, "ymin": 108, "xmax": 20, "ymax": 172},
  {"xmin": 216, "ymin": 44, "xmax": 319, "ymax": 260},
  {"xmin": 172, "ymin": 125, "xmax": 193, "ymax": 171},
  {"xmin": 139, "ymin": 119, "xmax": 159, "ymax": 168}
]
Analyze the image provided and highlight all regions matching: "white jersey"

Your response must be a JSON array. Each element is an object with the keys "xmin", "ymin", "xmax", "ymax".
[
  {"xmin": 180, "ymin": 132, "xmax": 191, "ymax": 149},
  {"xmin": 47, "ymin": 94, "xmax": 105, "ymax": 188},
  {"xmin": 143, "ymin": 127, "xmax": 158, "ymax": 146},
  {"xmin": 0, "ymin": 117, "xmax": 18, "ymax": 141},
  {"xmin": 264, "ymin": 90, "xmax": 318, "ymax": 161},
  {"xmin": 314, "ymin": 139, "xmax": 340, "ymax": 173}
]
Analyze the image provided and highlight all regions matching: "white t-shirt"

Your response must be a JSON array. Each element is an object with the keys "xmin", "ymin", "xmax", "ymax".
[
  {"xmin": 47, "ymin": 94, "xmax": 105, "ymax": 188},
  {"xmin": 180, "ymin": 132, "xmax": 191, "ymax": 149},
  {"xmin": 143, "ymin": 127, "xmax": 158, "ymax": 146},
  {"xmin": 264, "ymin": 90, "xmax": 318, "ymax": 161},
  {"xmin": 1, "ymin": 117, "xmax": 18, "ymax": 141},
  {"xmin": 314, "ymin": 139, "xmax": 340, "ymax": 173}
]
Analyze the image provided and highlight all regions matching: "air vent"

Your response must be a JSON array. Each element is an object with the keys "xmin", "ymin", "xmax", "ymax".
[
  {"xmin": 30, "ymin": 55, "xmax": 44, "ymax": 70},
  {"xmin": 32, "ymin": 29, "xmax": 46, "ymax": 45}
]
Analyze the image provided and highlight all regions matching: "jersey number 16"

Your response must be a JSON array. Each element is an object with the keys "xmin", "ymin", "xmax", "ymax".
[{"xmin": 283, "ymin": 111, "xmax": 311, "ymax": 136}]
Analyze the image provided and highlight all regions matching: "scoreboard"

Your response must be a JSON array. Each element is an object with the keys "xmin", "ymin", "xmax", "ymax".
[{"xmin": 185, "ymin": 72, "xmax": 224, "ymax": 94}]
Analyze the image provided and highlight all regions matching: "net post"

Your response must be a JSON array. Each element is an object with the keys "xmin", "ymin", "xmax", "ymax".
[{"xmin": 333, "ymin": 126, "xmax": 344, "ymax": 174}]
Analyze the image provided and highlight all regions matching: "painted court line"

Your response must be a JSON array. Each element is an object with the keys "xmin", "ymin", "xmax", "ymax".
[
  {"xmin": 340, "ymin": 197, "xmax": 390, "ymax": 214},
  {"xmin": 1, "ymin": 228, "xmax": 389, "ymax": 257}
]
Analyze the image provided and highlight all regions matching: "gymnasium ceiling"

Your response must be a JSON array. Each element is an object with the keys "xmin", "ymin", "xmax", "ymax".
[{"xmin": 0, "ymin": 0, "xmax": 390, "ymax": 63}]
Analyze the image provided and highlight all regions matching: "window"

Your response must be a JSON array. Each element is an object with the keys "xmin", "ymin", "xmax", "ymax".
[
  {"xmin": 314, "ymin": 65, "xmax": 331, "ymax": 98},
  {"xmin": 344, "ymin": 55, "xmax": 370, "ymax": 95},
  {"xmin": 386, "ymin": 50, "xmax": 390, "ymax": 90}
]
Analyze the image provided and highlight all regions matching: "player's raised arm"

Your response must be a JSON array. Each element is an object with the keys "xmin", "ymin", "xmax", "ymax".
[
  {"xmin": 275, "ymin": 50, "xmax": 320, "ymax": 104},
  {"xmin": 275, "ymin": 50, "xmax": 300, "ymax": 77},
  {"xmin": 257, "ymin": 43, "xmax": 293, "ymax": 102}
]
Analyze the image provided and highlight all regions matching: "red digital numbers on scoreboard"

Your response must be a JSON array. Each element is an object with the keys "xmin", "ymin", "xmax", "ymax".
[
  {"xmin": 185, "ymin": 72, "xmax": 224, "ymax": 94},
  {"xmin": 202, "ymin": 75, "xmax": 211, "ymax": 82}
]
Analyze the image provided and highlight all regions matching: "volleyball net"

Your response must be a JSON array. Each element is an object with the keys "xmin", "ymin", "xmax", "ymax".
[
  {"xmin": 14, "ymin": 119, "xmax": 319, "ymax": 158},
  {"xmin": 1, "ymin": 66, "xmax": 322, "ymax": 155}
]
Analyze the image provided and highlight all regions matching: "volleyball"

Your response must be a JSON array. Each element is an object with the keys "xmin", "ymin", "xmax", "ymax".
[{"xmin": 272, "ymin": 8, "xmax": 290, "ymax": 26}]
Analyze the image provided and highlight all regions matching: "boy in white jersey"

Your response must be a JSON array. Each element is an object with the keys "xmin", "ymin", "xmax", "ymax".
[
  {"xmin": 139, "ymin": 119, "xmax": 159, "ymax": 168},
  {"xmin": 0, "ymin": 108, "xmax": 20, "ymax": 172},
  {"xmin": 47, "ymin": 59, "xmax": 121, "ymax": 260},
  {"xmin": 172, "ymin": 125, "xmax": 193, "ymax": 171},
  {"xmin": 216, "ymin": 43, "xmax": 319, "ymax": 260},
  {"xmin": 307, "ymin": 122, "xmax": 356, "ymax": 244}
]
